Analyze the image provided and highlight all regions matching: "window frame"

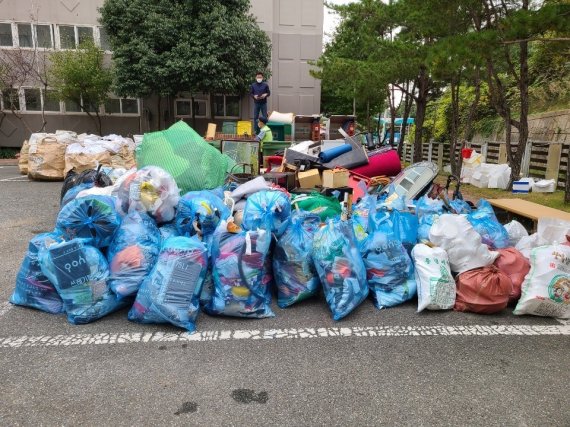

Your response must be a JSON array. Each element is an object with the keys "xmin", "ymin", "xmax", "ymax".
[
  {"xmin": 174, "ymin": 94, "xmax": 209, "ymax": 119},
  {"xmin": 1, "ymin": 87, "xmax": 22, "ymax": 112},
  {"xmin": 0, "ymin": 22, "xmax": 55, "ymax": 49},
  {"xmin": 55, "ymin": 24, "xmax": 95, "ymax": 50},
  {"xmin": 0, "ymin": 21, "xmax": 16, "ymax": 48},
  {"xmin": 103, "ymin": 97, "xmax": 141, "ymax": 116},
  {"xmin": 17, "ymin": 87, "xmax": 63, "ymax": 114}
]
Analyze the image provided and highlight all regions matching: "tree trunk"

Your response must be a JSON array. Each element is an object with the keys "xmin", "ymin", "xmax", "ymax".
[
  {"xmin": 459, "ymin": 69, "xmax": 481, "ymax": 174},
  {"xmin": 449, "ymin": 76, "xmax": 461, "ymax": 176},
  {"xmin": 387, "ymin": 85, "xmax": 396, "ymax": 146},
  {"xmin": 398, "ymin": 80, "xmax": 415, "ymax": 158},
  {"xmin": 413, "ymin": 68, "xmax": 429, "ymax": 163},
  {"xmin": 565, "ymin": 146, "xmax": 570, "ymax": 204},
  {"xmin": 157, "ymin": 95, "xmax": 162, "ymax": 131}
]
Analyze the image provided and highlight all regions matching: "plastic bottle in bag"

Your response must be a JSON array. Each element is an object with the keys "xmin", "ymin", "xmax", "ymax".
[
  {"xmin": 312, "ymin": 219, "xmax": 369, "ymax": 320},
  {"xmin": 128, "ymin": 236, "xmax": 208, "ymax": 331}
]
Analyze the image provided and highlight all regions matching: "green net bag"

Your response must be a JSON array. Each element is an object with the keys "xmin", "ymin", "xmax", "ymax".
[
  {"xmin": 291, "ymin": 193, "xmax": 342, "ymax": 222},
  {"xmin": 136, "ymin": 121, "xmax": 235, "ymax": 193}
]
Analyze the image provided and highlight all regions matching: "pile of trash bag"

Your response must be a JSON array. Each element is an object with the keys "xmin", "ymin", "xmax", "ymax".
[{"xmin": 176, "ymin": 191, "xmax": 230, "ymax": 239}]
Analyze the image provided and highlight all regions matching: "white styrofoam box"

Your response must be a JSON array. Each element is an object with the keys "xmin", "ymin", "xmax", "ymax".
[
  {"xmin": 470, "ymin": 170, "xmax": 489, "ymax": 188},
  {"xmin": 513, "ymin": 180, "xmax": 532, "ymax": 193},
  {"xmin": 532, "ymin": 179, "xmax": 556, "ymax": 193},
  {"xmin": 487, "ymin": 164, "xmax": 511, "ymax": 189}
]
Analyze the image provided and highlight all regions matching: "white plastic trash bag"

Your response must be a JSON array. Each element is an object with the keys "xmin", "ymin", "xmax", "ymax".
[
  {"xmin": 514, "ymin": 244, "xmax": 570, "ymax": 318},
  {"xmin": 412, "ymin": 244, "xmax": 456, "ymax": 311},
  {"xmin": 504, "ymin": 220, "xmax": 529, "ymax": 247},
  {"xmin": 429, "ymin": 214, "xmax": 499, "ymax": 274}
]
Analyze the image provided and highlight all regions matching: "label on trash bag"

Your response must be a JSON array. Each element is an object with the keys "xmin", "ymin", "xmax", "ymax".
[
  {"xmin": 163, "ymin": 258, "xmax": 201, "ymax": 306},
  {"xmin": 51, "ymin": 242, "xmax": 91, "ymax": 289},
  {"xmin": 129, "ymin": 181, "xmax": 141, "ymax": 202}
]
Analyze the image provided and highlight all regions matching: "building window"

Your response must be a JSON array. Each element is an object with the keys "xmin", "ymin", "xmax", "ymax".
[
  {"xmin": 213, "ymin": 94, "xmax": 240, "ymax": 118},
  {"xmin": 36, "ymin": 24, "xmax": 53, "ymax": 49},
  {"xmin": 43, "ymin": 90, "xmax": 61, "ymax": 112},
  {"xmin": 58, "ymin": 25, "xmax": 94, "ymax": 49},
  {"xmin": 104, "ymin": 98, "xmax": 140, "ymax": 115},
  {"xmin": 24, "ymin": 88, "xmax": 41, "ymax": 111},
  {"xmin": 2, "ymin": 88, "xmax": 20, "ymax": 111},
  {"xmin": 98, "ymin": 27, "xmax": 111, "ymax": 51},
  {"xmin": 65, "ymin": 99, "xmax": 81, "ymax": 113},
  {"xmin": 175, "ymin": 96, "xmax": 208, "ymax": 118},
  {"xmin": 0, "ymin": 23, "xmax": 13, "ymax": 47},
  {"xmin": 17, "ymin": 24, "xmax": 33, "ymax": 48}
]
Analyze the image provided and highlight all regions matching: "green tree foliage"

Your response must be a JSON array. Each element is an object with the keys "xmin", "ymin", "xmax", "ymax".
[
  {"xmin": 49, "ymin": 41, "xmax": 112, "ymax": 135},
  {"xmin": 100, "ymin": 0, "xmax": 271, "ymax": 126}
]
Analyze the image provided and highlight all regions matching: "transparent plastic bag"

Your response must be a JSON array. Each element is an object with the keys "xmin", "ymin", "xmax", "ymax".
[
  {"xmin": 273, "ymin": 213, "xmax": 321, "ymax": 308},
  {"xmin": 242, "ymin": 190, "xmax": 291, "ymax": 237},
  {"xmin": 56, "ymin": 195, "xmax": 122, "ymax": 248},
  {"xmin": 159, "ymin": 223, "xmax": 180, "ymax": 241},
  {"xmin": 10, "ymin": 232, "xmax": 65, "ymax": 314},
  {"xmin": 467, "ymin": 202, "xmax": 510, "ymax": 249},
  {"xmin": 312, "ymin": 219, "xmax": 369, "ymax": 320},
  {"xmin": 206, "ymin": 222, "xmax": 274, "ymax": 318},
  {"xmin": 107, "ymin": 211, "xmax": 161, "ymax": 298},
  {"xmin": 39, "ymin": 239, "xmax": 127, "ymax": 324},
  {"xmin": 363, "ymin": 212, "xmax": 416, "ymax": 309},
  {"xmin": 415, "ymin": 196, "xmax": 444, "ymax": 241},
  {"xmin": 128, "ymin": 236, "xmax": 208, "ymax": 331},
  {"xmin": 114, "ymin": 166, "xmax": 180, "ymax": 224},
  {"xmin": 504, "ymin": 220, "xmax": 529, "ymax": 247},
  {"xmin": 176, "ymin": 191, "xmax": 230, "ymax": 238}
]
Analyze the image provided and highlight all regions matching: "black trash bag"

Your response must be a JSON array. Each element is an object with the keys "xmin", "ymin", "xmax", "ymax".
[{"xmin": 60, "ymin": 165, "xmax": 113, "ymax": 202}]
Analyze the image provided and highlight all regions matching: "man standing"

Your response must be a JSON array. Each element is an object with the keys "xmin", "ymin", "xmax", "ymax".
[
  {"xmin": 250, "ymin": 72, "xmax": 270, "ymax": 134},
  {"xmin": 255, "ymin": 116, "xmax": 273, "ymax": 171}
]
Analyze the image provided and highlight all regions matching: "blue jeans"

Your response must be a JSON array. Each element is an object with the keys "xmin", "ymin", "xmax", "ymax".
[{"xmin": 253, "ymin": 102, "xmax": 268, "ymax": 134}]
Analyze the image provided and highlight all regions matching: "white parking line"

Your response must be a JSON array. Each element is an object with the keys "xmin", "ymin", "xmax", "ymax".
[
  {"xmin": 0, "ymin": 176, "xmax": 29, "ymax": 182},
  {"xmin": 1, "ymin": 324, "xmax": 568, "ymax": 349}
]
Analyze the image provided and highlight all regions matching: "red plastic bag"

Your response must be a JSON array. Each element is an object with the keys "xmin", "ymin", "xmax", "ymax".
[
  {"xmin": 455, "ymin": 266, "xmax": 512, "ymax": 314},
  {"xmin": 461, "ymin": 148, "xmax": 474, "ymax": 159},
  {"xmin": 494, "ymin": 247, "xmax": 530, "ymax": 304}
]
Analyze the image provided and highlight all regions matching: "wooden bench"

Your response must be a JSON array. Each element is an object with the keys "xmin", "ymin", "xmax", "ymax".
[{"xmin": 488, "ymin": 199, "xmax": 570, "ymax": 231}]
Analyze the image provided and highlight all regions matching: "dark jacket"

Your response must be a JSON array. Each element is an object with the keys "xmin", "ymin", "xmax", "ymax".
[{"xmin": 250, "ymin": 81, "xmax": 270, "ymax": 104}]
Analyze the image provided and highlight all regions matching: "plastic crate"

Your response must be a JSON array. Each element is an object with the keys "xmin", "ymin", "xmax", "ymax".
[
  {"xmin": 222, "ymin": 121, "xmax": 237, "ymax": 134},
  {"xmin": 237, "ymin": 121, "xmax": 253, "ymax": 136}
]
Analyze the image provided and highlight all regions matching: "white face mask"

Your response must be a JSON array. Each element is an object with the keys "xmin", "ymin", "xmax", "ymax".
[{"xmin": 256, "ymin": 78, "xmax": 263, "ymax": 83}]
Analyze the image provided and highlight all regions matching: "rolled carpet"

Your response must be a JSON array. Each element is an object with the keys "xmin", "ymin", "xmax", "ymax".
[{"xmin": 350, "ymin": 148, "xmax": 401, "ymax": 177}]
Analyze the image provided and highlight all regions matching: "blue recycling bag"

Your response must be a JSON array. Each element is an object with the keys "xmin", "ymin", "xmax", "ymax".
[
  {"xmin": 176, "ymin": 191, "xmax": 230, "ymax": 238},
  {"xmin": 363, "ymin": 212, "xmax": 417, "ymax": 309},
  {"xmin": 39, "ymin": 239, "xmax": 127, "ymax": 324},
  {"xmin": 128, "ymin": 236, "xmax": 208, "ymax": 332},
  {"xmin": 107, "ymin": 211, "xmax": 161, "ymax": 298},
  {"xmin": 389, "ymin": 209, "xmax": 418, "ymax": 253},
  {"xmin": 56, "ymin": 195, "xmax": 122, "ymax": 248},
  {"xmin": 205, "ymin": 222, "xmax": 274, "ymax": 318},
  {"xmin": 312, "ymin": 219, "xmax": 369, "ymax": 321},
  {"xmin": 10, "ymin": 232, "xmax": 65, "ymax": 314},
  {"xmin": 449, "ymin": 198, "xmax": 472, "ymax": 214},
  {"xmin": 159, "ymin": 223, "xmax": 180, "ymax": 241},
  {"xmin": 415, "ymin": 196, "xmax": 444, "ymax": 241},
  {"xmin": 242, "ymin": 190, "xmax": 291, "ymax": 237},
  {"xmin": 273, "ymin": 213, "xmax": 321, "ymax": 308},
  {"xmin": 467, "ymin": 199, "xmax": 509, "ymax": 249},
  {"xmin": 60, "ymin": 182, "xmax": 94, "ymax": 207}
]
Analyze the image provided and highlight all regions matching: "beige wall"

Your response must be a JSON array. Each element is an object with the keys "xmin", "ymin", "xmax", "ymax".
[{"xmin": 0, "ymin": 0, "xmax": 323, "ymax": 146}]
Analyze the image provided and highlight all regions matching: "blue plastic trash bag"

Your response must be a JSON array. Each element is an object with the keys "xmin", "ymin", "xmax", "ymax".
[
  {"xmin": 242, "ymin": 190, "xmax": 291, "ymax": 237},
  {"xmin": 159, "ymin": 223, "xmax": 180, "ymax": 241},
  {"xmin": 56, "ymin": 195, "xmax": 122, "ymax": 248},
  {"xmin": 449, "ymin": 198, "xmax": 472, "ymax": 214},
  {"xmin": 415, "ymin": 196, "xmax": 444, "ymax": 241},
  {"xmin": 352, "ymin": 195, "xmax": 376, "ymax": 250},
  {"xmin": 312, "ymin": 219, "xmax": 369, "ymax": 320},
  {"xmin": 107, "ymin": 211, "xmax": 161, "ymax": 298},
  {"xmin": 273, "ymin": 213, "xmax": 321, "ymax": 308},
  {"xmin": 363, "ymin": 212, "xmax": 417, "ymax": 309},
  {"xmin": 39, "ymin": 239, "xmax": 127, "ymax": 324},
  {"xmin": 128, "ymin": 236, "xmax": 208, "ymax": 332},
  {"xmin": 476, "ymin": 199, "xmax": 499, "ymax": 221},
  {"xmin": 205, "ymin": 222, "xmax": 274, "ymax": 318},
  {"xmin": 467, "ymin": 201, "xmax": 509, "ymax": 249},
  {"xmin": 389, "ymin": 209, "xmax": 418, "ymax": 253},
  {"xmin": 10, "ymin": 232, "xmax": 65, "ymax": 314},
  {"xmin": 61, "ymin": 182, "xmax": 94, "ymax": 207},
  {"xmin": 176, "ymin": 191, "xmax": 230, "ymax": 238}
]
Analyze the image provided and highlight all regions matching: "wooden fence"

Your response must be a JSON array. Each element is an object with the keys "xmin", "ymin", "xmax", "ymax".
[{"xmin": 401, "ymin": 140, "xmax": 569, "ymax": 189}]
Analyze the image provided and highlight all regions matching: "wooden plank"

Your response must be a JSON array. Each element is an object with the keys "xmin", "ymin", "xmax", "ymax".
[
  {"xmin": 498, "ymin": 144, "xmax": 507, "ymax": 164},
  {"xmin": 488, "ymin": 198, "xmax": 570, "ymax": 223},
  {"xmin": 546, "ymin": 143, "xmax": 562, "ymax": 180}
]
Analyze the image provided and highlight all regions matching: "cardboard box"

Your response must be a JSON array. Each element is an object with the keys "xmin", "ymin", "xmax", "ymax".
[
  {"xmin": 323, "ymin": 168, "xmax": 349, "ymax": 189},
  {"xmin": 298, "ymin": 169, "xmax": 322, "ymax": 188}
]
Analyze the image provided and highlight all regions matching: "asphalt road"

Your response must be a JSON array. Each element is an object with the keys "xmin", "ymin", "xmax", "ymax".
[{"xmin": 0, "ymin": 165, "xmax": 568, "ymax": 426}]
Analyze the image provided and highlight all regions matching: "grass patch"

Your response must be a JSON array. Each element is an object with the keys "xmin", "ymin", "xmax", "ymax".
[{"xmin": 434, "ymin": 175, "xmax": 570, "ymax": 212}]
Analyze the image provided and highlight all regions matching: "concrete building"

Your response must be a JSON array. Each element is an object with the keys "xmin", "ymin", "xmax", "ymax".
[{"xmin": 0, "ymin": 0, "xmax": 324, "ymax": 147}]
